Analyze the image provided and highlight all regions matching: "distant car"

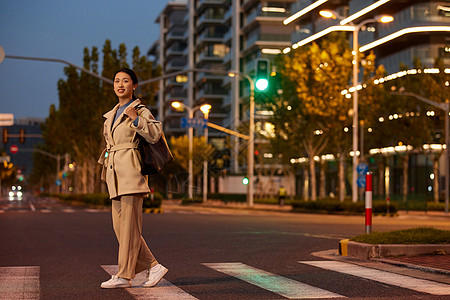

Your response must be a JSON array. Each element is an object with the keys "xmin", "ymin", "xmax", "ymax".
[{"xmin": 8, "ymin": 186, "xmax": 23, "ymax": 200}]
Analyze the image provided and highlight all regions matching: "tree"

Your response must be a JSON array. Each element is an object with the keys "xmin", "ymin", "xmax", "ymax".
[
  {"xmin": 390, "ymin": 58, "xmax": 450, "ymax": 203},
  {"xmin": 169, "ymin": 135, "xmax": 215, "ymax": 176},
  {"xmin": 275, "ymin": 33, "xmax": 353, "ymax": 201}
]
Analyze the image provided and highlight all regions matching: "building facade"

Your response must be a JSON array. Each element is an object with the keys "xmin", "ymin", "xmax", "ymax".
[
  {"xmin": 284, "ymin": 0, "xmax": 450, "ymax": 199},
  {"xmin": 150, "ymin": 0, "xmax": 449, "ymax": 198}
]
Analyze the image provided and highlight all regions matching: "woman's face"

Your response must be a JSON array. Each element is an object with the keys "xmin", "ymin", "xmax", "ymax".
[{"xmin": 114, "ymin": 72, "xmax": 137, "ymax": 100}]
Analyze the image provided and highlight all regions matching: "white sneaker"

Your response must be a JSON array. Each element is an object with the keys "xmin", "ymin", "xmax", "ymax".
[
  {"xmin": 143, "ymin": 264, "xmax": 168, "ymax": 287},
  {"xmin": 101, "ymin": 275, "xmax": 131, "ymax": 289}
]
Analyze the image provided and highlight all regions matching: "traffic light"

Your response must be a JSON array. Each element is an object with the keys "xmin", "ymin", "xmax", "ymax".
[
  {"xmin": 254, "ymin": 150, "xmax": 260, "ymax": 163},
  {"xmin": 19, "ymin": 129, "xmax": 25, "ymax": 144},
  {"xmin": 242, "ymin": 177, "xmax": 249, "ymax": 185},
  {"xmin": 2, "ymin": 128, "xmax": 8, "ymax": 144},
  {"xmin": 255, "ymin": 59, "xmax": 269, "ymax": 91}
]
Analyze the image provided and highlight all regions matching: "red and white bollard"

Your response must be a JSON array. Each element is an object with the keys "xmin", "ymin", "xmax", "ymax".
[{"xmin": 365, "ymin": 172, "xmax": 373, "ymax": 234}]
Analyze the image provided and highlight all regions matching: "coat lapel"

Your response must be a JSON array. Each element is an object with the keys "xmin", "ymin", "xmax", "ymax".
[
  {"xmin": 103, "ymin": 104, "xmax": 119, "ymax": 146},
  {"xmin": 104, "ymin": 99, "xmax": 143, "ymax": 144}
]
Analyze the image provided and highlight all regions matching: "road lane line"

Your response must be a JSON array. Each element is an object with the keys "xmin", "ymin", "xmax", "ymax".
[
  {"xmin": 300, "ymin": 261, "xmax": 450, "ymax": 295},
  {"xmin": 29, "ymin": 203, "xmax": 36, "ymax": 212},
  {"xmin": 0, "ymin": 266, "xmax": 40, "ymax": 299},
  {"xmin": 101, "ymin": 265, "xmax": 196, "ymax": 299},
  {"xmin": 203, "ymin": 262, "xmax": 345, "ymax": 299}
]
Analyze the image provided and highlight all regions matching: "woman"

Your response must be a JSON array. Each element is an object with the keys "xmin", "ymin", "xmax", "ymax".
[{"xmin": 98, "ymin": 68, "xmax": 168, "ymax": 289}]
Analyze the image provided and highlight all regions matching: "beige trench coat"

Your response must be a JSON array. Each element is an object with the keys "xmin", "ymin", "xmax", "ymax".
[{"xmin": 98, "ymin": 99, "xmax": 162, "ymax": 199}]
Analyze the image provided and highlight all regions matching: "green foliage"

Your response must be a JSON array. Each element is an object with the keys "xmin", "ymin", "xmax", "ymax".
[
  {"xmin": 169, "ymin": 135, "xmax": 215, "ymax": 175},
  {"xmin": 426, "ymin": 201, "xmax": 447, "ymax": 211},
  {"xmin": 291, "ymin": 199, "xmax": 398, "ymax": 215},
  {"xmin": 208, "ymin": 193, "xmax": 247, "ymax": 203},
  {"xmin": 350, "ymin": 227, "xmax": 450, "ymax": 244},
  {"xmin": 44, "ymin": 192, "xmax": 163, "ymax": 209},
  {"xmin": 0, "ymin": 154, "xmax": 16, "ymax": 187},
  {"xmin": 143, "ymin": 192, "xmax": 163, "ymax": 208},
  {"xmin": 47, "ymin": 193, "xmax": 111, "ymax": 206}
]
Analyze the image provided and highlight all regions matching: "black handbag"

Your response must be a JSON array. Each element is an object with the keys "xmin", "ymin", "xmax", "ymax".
[
  {"xmin": 137, "ymin": 131, "xmax": 173, "ymax": 175},
  {"xmin": 135, "ymin": 105, "xmax": 173, "ymax": 175}
]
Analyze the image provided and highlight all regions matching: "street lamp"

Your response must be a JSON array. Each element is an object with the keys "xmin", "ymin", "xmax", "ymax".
[
  {"xmin": 200, "ymin": 104, "xmax": 211, "ymax": 203},
  {"xmin": 320, "ymin": 10, "xmax": 393, "ymax": 203},
  {"xmin": 228, "ymin": 71, "xmax": 255, "ymax": 207},
  {"xmin": 171, "ymin": 101, "xmax": 211, "ymax": 200}
]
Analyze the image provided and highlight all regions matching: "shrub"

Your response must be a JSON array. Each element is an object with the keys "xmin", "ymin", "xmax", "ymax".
[
  {"xmin": 350, "ymin": 227, "xmax": 450, "ymax": 244},
  {"xmin": 143, "ymin": 192, "xmax": 163, "ymax": 208},
  {"xmin": 208, "ymin": 193, "xmax": 247, "ymax": 203},
  {"xmin": 426, "ymin": 202, "xmax": 446, "ymax": 211},
  {"xmin": 291, "ymin": 199, "xmax": 397, "ymax": 215}
]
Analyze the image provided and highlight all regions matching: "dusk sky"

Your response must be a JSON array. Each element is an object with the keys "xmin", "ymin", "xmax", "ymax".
[{"xmin": 0, "ymin": 0, "xmax": 169, "ymax": 119}]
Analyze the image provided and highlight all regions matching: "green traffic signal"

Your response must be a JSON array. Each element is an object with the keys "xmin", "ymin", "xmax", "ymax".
[
  {"xmin": 255, "ymin": 78, "xmax": 269, "ymax": 91},
  {"xmin": 255, "ymin": 59, "xmax": 269, "ymax": 91},
  {"xmin": 242, "ymin": 177, "xmax": 249, "ymax": 185}
]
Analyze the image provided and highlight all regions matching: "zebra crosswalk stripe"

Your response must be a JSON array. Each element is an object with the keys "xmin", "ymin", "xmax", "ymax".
[
  {"xmin": 101, "ymin": 265, "xmax": 197, "ymax": 299},
  {"xmin": 203, "ymin": 262, "xmax": 345, "ymax": 299},
  {"xmin": 300, "ymin": 261, "xmax": 450, "ymax": 295},
  {"xmin": 0, "ymin": 266, "xmax": 40, "ymax": 300}
]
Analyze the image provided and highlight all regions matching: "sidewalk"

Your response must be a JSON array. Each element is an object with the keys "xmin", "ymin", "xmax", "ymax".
[{"xmin": 163, "ymin": 200, "xmax": 450, "ymax": 277}]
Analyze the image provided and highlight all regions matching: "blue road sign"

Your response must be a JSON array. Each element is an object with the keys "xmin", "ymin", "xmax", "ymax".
[
  {"xmin": 357, "ymin": 163, "xmax": 369, "ymax": 175},
  {"xmin": 357, "ymin": 175, "xmax": 366, "ymax": 188},
  {"xmin": 181, "ymin": 118, "xmax": 207, "ymax": 128}
]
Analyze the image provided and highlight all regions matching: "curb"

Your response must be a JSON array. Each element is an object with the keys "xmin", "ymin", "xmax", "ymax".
[
  {"xmin": 373, "ymin": 257, "xmax": 450, "ymax": 275},
  {"xmin": 339, "ymin": 239, "xmax": 450, "ymax": 260},
  {"xmin": 143, "ymin": 207, "xmax": 163, "ymax": 214}
]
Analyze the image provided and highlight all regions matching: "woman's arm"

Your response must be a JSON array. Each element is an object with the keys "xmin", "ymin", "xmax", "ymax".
[{"xmin": 132, "ymin": 107, "xmax": 162, "ymax": 143}]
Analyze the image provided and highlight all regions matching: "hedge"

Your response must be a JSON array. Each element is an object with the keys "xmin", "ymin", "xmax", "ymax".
[
  {"xmin": 291, "ymin": 199, "xmax": 398, "ymax": 215},
  {"xmin": 41, "ymin": 192, "xmax": 162, "ymax": 208}
]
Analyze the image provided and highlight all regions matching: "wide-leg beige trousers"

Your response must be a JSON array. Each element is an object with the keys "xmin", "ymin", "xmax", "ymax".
[{"xmin": 112, "ymin": 194, "xmax": 158, "ymax": 279}]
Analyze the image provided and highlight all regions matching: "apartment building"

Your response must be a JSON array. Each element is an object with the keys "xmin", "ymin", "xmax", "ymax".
[
  {"xmin": 152, "ymin": 1, "xmax": 296, "ymax": 154},
  {"xmin": 283, "ymin": 0, "xmax": 450, "ymax": 198},
  {"xmin": 286, "ymin": 0, "xmax": 450, "ymax": 74}
]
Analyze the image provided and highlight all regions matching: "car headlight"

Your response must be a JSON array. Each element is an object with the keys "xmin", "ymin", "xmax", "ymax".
[
  {"xmin": 9, "ymin": 191, "xmax": 14, "ymax": 197},
  {"xmin": 17, "ymin": 191, "xmax": 23, "ymax": 197}
]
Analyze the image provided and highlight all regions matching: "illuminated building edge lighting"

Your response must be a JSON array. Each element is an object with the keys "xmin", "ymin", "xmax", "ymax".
[
  {"xmin": 340, "ymin": 0, "xmax": 391, "ymax": 25},
  {"xmin": 283, "ymin": 0, "xmax": 328, "ymax": 25},
  {"xmin": 285, "ymin": 26, "xmax": 450, "ymax": 56},
  {"xmin": 360, "ymin": 26, "xmax": 450, "ymax": 52}
]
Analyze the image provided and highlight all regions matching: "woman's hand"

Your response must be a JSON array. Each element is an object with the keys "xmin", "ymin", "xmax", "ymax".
[{"xmin": 125, "ymin": 106, "xmax": 138, "ymax": 121}]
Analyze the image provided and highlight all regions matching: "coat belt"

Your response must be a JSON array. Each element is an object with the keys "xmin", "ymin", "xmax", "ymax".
[{"xmin": 108, "ymin": 142, "xmax": 138, "ymax": 152}]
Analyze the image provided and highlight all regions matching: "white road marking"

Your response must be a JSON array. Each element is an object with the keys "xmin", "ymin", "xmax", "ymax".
[
  {"xmin": 0, "ymin": 266, "xmax": 40, "ymax": 299},
  {"xmin": 29, "ymin": 203, "xmax": 36, "ymax": 212},
  {"xmin": 203, "ymin": 262, "xmax": 345, "ymax": 299},
  {"xmin": 101, "ymin": 265, "xmax": 196, "ymax": 299},
  {"xmin": 300, "ymin": 261, "xmax": 450, "ymax": 295}
]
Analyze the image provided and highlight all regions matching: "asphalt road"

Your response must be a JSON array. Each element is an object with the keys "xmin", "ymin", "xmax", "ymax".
[{"xmin": 1, "ymin": 194, "xmax": 449, "ymax": 299}]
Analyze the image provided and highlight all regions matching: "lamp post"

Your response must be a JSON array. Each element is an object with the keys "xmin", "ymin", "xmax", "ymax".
[
  {"xmin": 200, "ymin": 104, "xmax": 212, "ymax": 203},
  {"xmin": 320, "ymin": 10, "xmax": 393, "ymax": 202},
  {"xmin": 228, "ymin": 72, "xmax": 255, "ymax": 207},
  {"xmin": 171, "ymin": 101, "xmax": 211, "ymax": 200}
]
